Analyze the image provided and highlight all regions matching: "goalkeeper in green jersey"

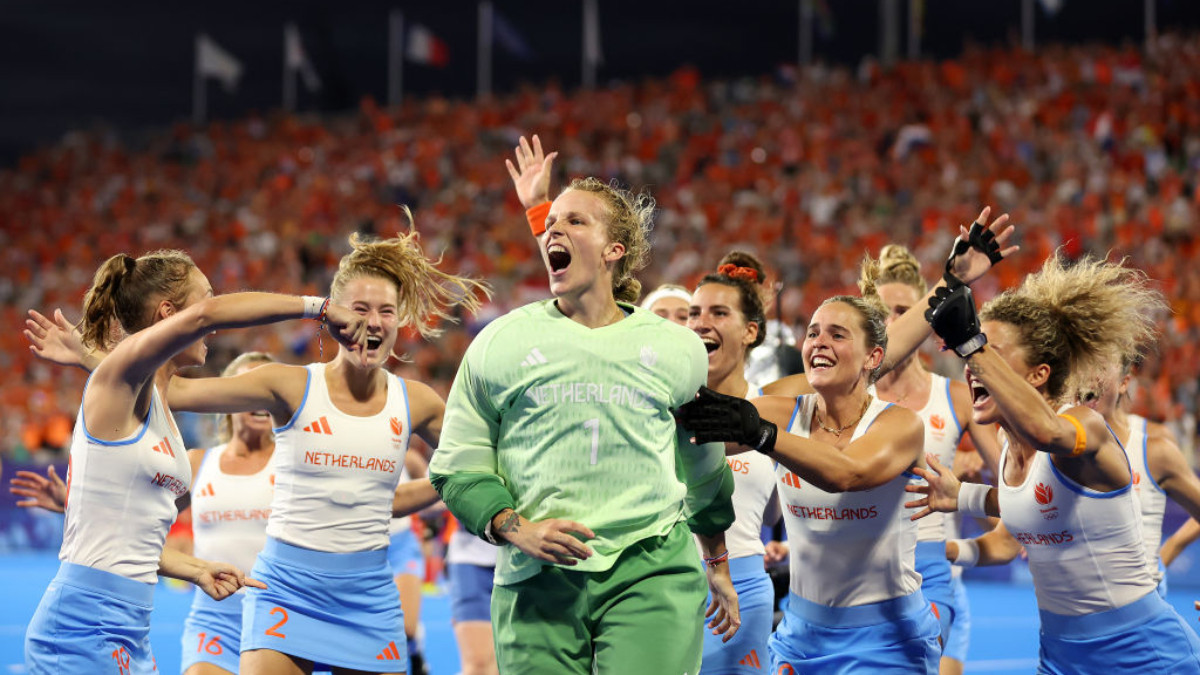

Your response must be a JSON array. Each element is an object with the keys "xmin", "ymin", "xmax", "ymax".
[{"xmin": 430, "ymin": 141, "xmax": 738, "ymax": 674}]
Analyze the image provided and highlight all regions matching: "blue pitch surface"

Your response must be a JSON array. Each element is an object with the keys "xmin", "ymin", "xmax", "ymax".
[{"xmin": 1, "ymin": 552, "xmax": 1198, "ymax": 674}]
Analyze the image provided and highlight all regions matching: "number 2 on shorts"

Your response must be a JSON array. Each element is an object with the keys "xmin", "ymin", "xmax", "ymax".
[
  {"xmin": 584, "ymin": 418, "xmax": 599, "ymax": 464},
  {"xmin": 265, "ymin": 606, "xmax": 289, "ymax": 638}
]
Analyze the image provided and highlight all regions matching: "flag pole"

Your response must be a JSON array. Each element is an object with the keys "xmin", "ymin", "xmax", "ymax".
[
  {"xmin": 582, "ymin": 0, "xmax": 597, "ymax": 89},
  {"xmin": 283, "ymin": 25, "xmax": 296, "ymax": 113},
  {"xmin": 389, "ymin": 10, "xmax": 404, "ymax": 107},
  {"xmin": 193, "ymin": 35, "xmax": 205, "ymax": 125},
  {"xmin": 478, "ymin": 1, "xmax": 494, "ymax": 98},
  {"xmin": 1022, "ymin": 0, "xmax": 1034, "ymax": 51},
  {"xmin": 799, "ymin": 0, "xmax": 813, "ymax": 66}
]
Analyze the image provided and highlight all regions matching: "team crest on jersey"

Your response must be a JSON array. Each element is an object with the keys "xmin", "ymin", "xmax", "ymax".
[
  {"xmin": 1035, "ymin": 482, "xmax": 1058, "ymax": 520},
  {"xmin": 930, "ymin": 415, "xmax": 945, "ymax": 431},
  {"xmin": 1133, "ymin": 471, "xmax": 1141, "ymax": 486},
  {"xmin": 639, "ymin": 345, "xmax": 658, "ymax": 369}
]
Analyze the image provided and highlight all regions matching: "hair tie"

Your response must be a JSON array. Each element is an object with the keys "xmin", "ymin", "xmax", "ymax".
[{"xmin": 717, "ymin": 263, "xmax": 760, "ymax": 284}]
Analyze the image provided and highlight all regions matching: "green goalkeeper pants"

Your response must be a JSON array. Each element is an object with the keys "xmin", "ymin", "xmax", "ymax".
[{"xmin": 491, "ymin": 522, "xmax": 708, "ymax": 675}]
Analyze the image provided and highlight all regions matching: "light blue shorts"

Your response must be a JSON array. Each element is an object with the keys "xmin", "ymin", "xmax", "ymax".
[
  {"xmin": 447, "ymin": 562, "xmax": 495, "ymax": 623},
  {"xmin": 941, "ymin": 576, "xmax": 970, "ymax": 663},
  {"xmin": 241, "ymin": 537, "xmax": 406, "ymax": 672},
  {"xmin": 915, "ymin": 541, "xmax": 955, "ymax": 646},
  {"xmin": 770, "ymin": 590, "xmax": 941, "ymax": 674},
  {"xmin": 387, "ymin": 528, "xmax": 424, "ymax": 578},
  {"xmin": 701, "ymin": 555, "xmax": 774, "ymax": 674},
  {"xmin": 1038, "ymin": 590, "xmax": 1200, "ymax": 674},
  {"xmin": 180, "ymin": 590, "xmax": 243, "ymax": 674},
  {"xmin": 26, "ymin": 562, "xmax": 159, "ymax": 675}
]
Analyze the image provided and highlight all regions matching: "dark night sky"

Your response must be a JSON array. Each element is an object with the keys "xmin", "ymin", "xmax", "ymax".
[{"xmin": 3, "ymin": 0, "xmax": 1200, "ymax": 165}]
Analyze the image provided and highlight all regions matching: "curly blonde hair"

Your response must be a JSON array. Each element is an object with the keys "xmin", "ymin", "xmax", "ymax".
[
  {"xmin": 561, "ymin": 177, "xmax": 653, "ymax": 303},
  {"xmin": 331, "ymin": 208, "xmax": 491, "ymax": 340},
  {"xmin": 980, "ymin": 254, "xmax": 1166, "ymax": 403}
]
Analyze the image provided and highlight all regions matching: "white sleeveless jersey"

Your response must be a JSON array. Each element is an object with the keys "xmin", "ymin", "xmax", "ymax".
[
  {"xmin": 267, "ymin": 364, "xmax": 411, "ymax": 552},
  {"xmin": 997, "ymin": 437, "xmax": 1155, "ymax": 615},
  {"xmin": 1125, "ymin": 414, "xmax": 1167, "ymax": 573},
  {"xmin": 915, "ymin": 375, "xmax": 963, "ymax": 543},
  {"xmin": 388, "ymin": 460, "xmax": 414, "ymax": 535},
  {"xmin": 191, "ymin": 443, "xmax": 275, "ymax": 575},
  {"xmin": 779, "ymin": 395, "xmax": 922, "ymax": 606},
  {"xmin": 446, "ymin": 529, "xmax": 499, "ymax": 567},
  {"xmin": 722, "ymin": 386, "xmax": 778, "ymax": 559},
  {"xmin": 60, "ymin": 383, "xmax": 191, "ymax": 584}
]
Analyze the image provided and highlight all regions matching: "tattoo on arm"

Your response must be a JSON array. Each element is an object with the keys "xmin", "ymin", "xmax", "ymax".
[{"xmin": 497, "ymin": 509, "xmax": 521, "ymax": 536}]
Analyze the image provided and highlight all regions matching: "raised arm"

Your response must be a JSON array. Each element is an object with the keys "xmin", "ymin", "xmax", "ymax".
[
  {"xmin": 85, "ymin": 293, "xmax": 367, "ymax": 439},
  {"xmin": 25, "ymin": 308, "xmax": 103, "ymax": 372},
  {"xmin": 505, "ymin": 133, "xmax": 558, "ymax": 240}
]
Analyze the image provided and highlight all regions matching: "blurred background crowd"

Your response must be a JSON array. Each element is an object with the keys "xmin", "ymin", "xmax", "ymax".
[{"xmin": 2, "ymin": 20, "xmax": 1200, "ymax": 473}]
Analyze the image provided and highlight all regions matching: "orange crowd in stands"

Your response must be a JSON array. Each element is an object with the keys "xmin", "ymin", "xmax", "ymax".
[{"xmin": 2, "ymin": 35, "xmax": 1199, "ymax": 460}]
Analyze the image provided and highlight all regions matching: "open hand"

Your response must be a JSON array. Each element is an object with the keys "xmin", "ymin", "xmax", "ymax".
[
  {"xmin": 947, "ymin": 207, "xmax": 1019, "ymax": 285},
  {"xmin": 505, "ymin": 134, "xmax": 558, "ymax": 210},
  {"xmin": 10, "ymin": 466, "xmax": 67, "ymax": 513},
  {"xmin": 905, "ymin": 453, "xmax": 963, "ymax": 520}
]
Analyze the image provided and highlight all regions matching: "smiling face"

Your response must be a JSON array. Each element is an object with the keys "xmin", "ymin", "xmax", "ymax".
[
  {"xmin": 543, "ymin": 189, "xmax": 624, "ymax": 301},
  {"xmin": 333, "ymin": 275, "xmax": 400, "ymax": 370},
  {"xmin": 802, "ymin": 301, "xmax": 884, "ymax": 391},
  {"xmin": 172, "ymin": 267, "xmax": 215, "ymax": 369},
  {"xmin": 688, "ymin": 282, "xmax": 759, "ymax": 385},
  {"xmin": 649, "ymin": 295, "xmax": 690, "ymax": 326}
]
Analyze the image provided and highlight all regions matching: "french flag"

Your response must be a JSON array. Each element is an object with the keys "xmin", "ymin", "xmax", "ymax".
[{"xmin": 406, "ymin": 24, "xmax": 449, "ymax": 67}]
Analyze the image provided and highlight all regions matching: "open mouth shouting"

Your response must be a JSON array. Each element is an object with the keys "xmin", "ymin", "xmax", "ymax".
[
  {"xmin": 967, "ymin": 372, "xmax": 991, "ymax": 408},
  {"xmin": 365, "ymin": 335, "xmax": 384, "ymax": 352},
  {"xmin": 546, "ymin": 242, "xmax": 571, "ymax": 276},
  {"xmin": 701, "ymin": 337, "xmax": 720, "ymax": 356}
]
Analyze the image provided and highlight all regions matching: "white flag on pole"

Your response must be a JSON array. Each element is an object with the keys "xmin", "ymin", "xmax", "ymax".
[
  {"xmin": 285, "ymin": 23, "xmax": 322, "ymax": 91},
  {"xmin": 196, "ymin": 34, "xmax": 243, "ymax": 92},
  {"xmin": 584, "ymin": 0, "xmax": 603, "ymax": 67}
]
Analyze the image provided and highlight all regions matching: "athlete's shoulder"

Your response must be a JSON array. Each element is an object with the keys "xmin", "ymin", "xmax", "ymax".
[{"xmin": 472, "ymin": 300, "xmax": 554, "ymax": 341}]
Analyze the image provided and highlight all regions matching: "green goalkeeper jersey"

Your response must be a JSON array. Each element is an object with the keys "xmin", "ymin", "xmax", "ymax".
[{"xmin": 430, "ymin": 299, "xmax": 734, "ymax": 585}]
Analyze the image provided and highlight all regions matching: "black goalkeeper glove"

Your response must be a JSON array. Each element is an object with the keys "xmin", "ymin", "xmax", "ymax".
[
  {"xmin": 925, "ymin": 283, "xmax": 988, "ymax": 358},
  {"xmin": 944, "ymin": 219, "xmax": 1007, "ymax": 286},
  {"xmin": 673, "ymin": 386, "xmax": 778, "ymax": 454}
]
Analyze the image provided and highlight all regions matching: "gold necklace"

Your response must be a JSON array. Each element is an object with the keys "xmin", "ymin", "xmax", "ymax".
[{"xmin": 815, "ymin": 396, "xmax": 871, "ymax": 437}]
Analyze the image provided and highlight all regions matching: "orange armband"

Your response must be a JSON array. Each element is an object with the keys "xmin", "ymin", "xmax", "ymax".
[
  {"xmin": 526, "ymin": 201, "xmax": 551, "ymax": 237},
  {"xmin": 1059, "ymin": 414, "xmax": 1087, "ymax": 457}
]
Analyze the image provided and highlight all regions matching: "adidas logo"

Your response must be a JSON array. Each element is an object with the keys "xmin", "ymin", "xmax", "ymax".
[
  {"xmin": 520, "ymin": 348, "xmax": 548, "ymax": 367},
  {"xmin": 196, "ymin": 483, "xmax": 215, "ymax": 498},
  {"xmin": 151, "ymin": 438, "xmax": 175, "ymax": 458},
  {"xmin": 376, "ymin": 640, "xmax": 403, "ymax": 661},
  {"xmin": 737, "ymin": 649, "xmax": 761, "ymax": 668},
  {"xmin": 781, "ymin": 471, "xmax": 803, "ymax": 489},
  {"xmin": 302, "ymin": 417, "xmax": 332, "ymax": 435}
]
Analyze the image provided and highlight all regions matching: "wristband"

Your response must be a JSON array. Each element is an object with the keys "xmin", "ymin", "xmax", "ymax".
[
  {"xmin": 950, "ymin": 538, "xmax": 979, "ymax": 568},
  {"xmin": 752, "ymin": 420, "xmax": 778, "ymax": 455},
  {"xmin": 1059, "ymin": 414, "xmax": 1087, "ymax": 457},
  {"xmin": 301, "ymin": 296, "xmax": 329, "ymax": 320},
  {"xmin": 957, "ymin": 481, "xmax": 992, "ymax": 518},
  {"xmin": 703, "ymin": 550, "xmax": 730, "ymax": 567},
  {"xmin": 526, "ymin": 201, "xmax": 551, "ymax": 237},
  {"xmin": 954, "ymin": 332, "xmax": 988, "ymax": 358}
]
